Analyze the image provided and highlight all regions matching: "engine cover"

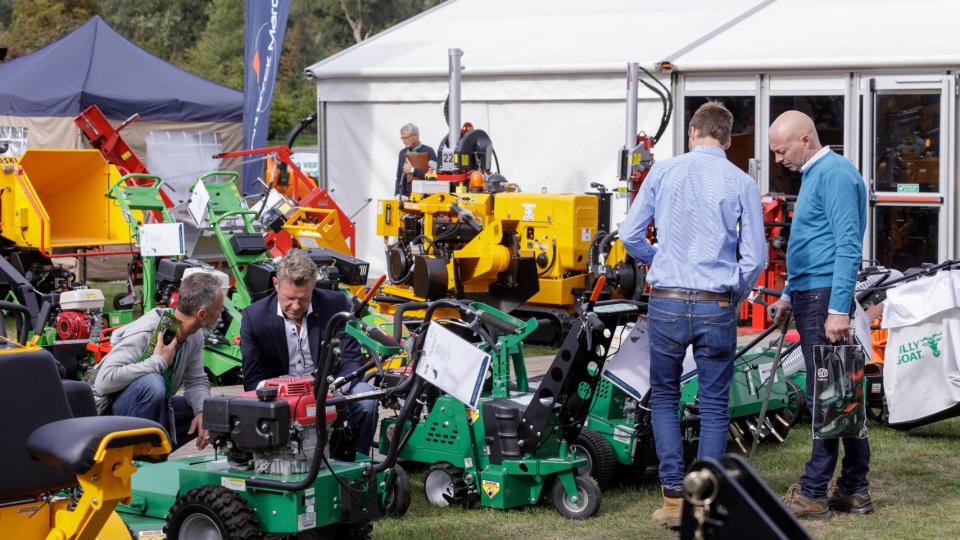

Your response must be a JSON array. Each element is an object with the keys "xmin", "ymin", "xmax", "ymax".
[{"xmin": 56, "ymin": 311, "xmax": 92, "ymax": 340}]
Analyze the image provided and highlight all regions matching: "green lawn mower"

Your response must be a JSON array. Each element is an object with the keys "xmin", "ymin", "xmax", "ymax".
[
  {"xmin": 575, "ymin": 319, "xmax": 806, "ymax": 487},
  {"xmin": 117, "ymin": 276, "xmax": 419, "ymax": 538},
  {"xmin": 376, "ymin": 279, "xmax": 640, "ymax": 519}
]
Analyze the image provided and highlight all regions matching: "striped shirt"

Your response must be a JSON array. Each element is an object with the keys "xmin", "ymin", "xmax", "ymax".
[{"xmin": 620, "ymin": 145, "xmax": 766, "ymax": 301}]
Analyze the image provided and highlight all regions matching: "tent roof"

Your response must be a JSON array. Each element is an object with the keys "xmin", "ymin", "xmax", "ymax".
[
  {"xmin": 668, "ymin": 0, "xmax": 960, "ymax": 72},
  {"xmin": 306, "ymin": 0, "xmax": 769, "ymax": 79},
  {"xmin": 0, "ymin": 16, "xmax": 241, "ymax": 121}
]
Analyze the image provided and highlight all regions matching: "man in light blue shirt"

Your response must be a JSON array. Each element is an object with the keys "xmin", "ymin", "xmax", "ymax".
[{"xmin": 620, "ymin": 101, "xmax": 765, "ymax": 528}]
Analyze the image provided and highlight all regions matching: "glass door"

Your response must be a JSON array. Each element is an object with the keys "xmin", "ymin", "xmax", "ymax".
[
  {"xmin": 863, "ymin": 75, "xmax": 953, "ymax": 270},
  {"xmin": 678, "ymin": 75, "xmax": 760, "ymax": 176}
]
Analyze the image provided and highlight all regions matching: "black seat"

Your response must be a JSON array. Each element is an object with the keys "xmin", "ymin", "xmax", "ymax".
[
  {"xmin": 0, "ymin": 350, "xmax": 76, "ymax": 501},
  {"xmin": 62, "ymin": 379, "xmax": 97, "ymax": 418},
  {"xmin": 28, "ymin": 416, "xmax": 168, "ymax": 475}
]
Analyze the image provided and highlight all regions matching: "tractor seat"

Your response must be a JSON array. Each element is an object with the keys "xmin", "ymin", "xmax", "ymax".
[{"xmin": 28, "ymin": 416, "xmax": 169, "ymax": 476}]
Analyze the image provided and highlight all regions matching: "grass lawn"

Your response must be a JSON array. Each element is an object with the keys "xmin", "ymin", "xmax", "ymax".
[{"xmin": 374, "ymin": 417, "xmax": 960, "ymax": 539}]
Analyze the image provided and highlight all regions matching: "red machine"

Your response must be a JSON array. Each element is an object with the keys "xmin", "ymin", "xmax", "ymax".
[
  {"xmin": 56, "ymin": 311, "xmax": 94, "ymax": 340},
  {"xmin": 237, "ymin": 375, "xmax": 338, "ymax": 426},
  {"xmin": 214, "ymin": 146, "xmax": 357, "ymax": 257},
  {"xmin": 740, "ymin": 194, "xmax": 794, "ymax": 330}
]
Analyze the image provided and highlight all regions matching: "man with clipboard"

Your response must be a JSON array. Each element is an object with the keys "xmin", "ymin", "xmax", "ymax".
[{"xmin": 395, "ymin": 123, "xmax": 437, "ymax": 197}]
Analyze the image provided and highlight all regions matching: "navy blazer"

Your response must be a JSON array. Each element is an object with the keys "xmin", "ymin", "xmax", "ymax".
[{"xmin": 240, "ymin": 288, "xmax": 363, "ymax": 391}]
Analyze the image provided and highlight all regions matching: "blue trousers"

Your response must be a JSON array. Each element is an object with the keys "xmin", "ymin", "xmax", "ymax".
[
  {"xmin": 792, "ymin": 287, "xmax": 870, "ymax": 498},
  {"xmin": 110, "ymin": 372, "xmax": 195, "ymax": 451},
  {"xmin": 648, "ymin": 297, "xmax": 737, "ymax": 491},
  {"xmin": 344, "ymin": 381, "xmax": 378, "ymax": 456}
]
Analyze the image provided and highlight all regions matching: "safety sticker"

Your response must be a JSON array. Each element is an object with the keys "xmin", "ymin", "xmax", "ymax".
[
  {"xmin": 613, "ymin": 426, "xmax": 632, "ymax": 445},
  {"xmin": 482, "ymin": 480, "xmax": 501, "ymax": 499},
  {"xmin": 464, "ymin": 457, "xmax": 474, "ymax": 469},
  {"xmin": 138, "ymin": 531, "xmax": 166, "ymax": 540},
  {"xmin": 221, "ymin": 477, "xmax": 246, "ymax": 492},
  {"xmin": 467, "ymin": 407, "xmax": 480, "ymax": 425},
  {"xmin": 305, "ymin": 488, "xmax": 316, "ymax": 497},
  {"xmin": 307, "ymin": 404, "xmax": 317, "ymax": 418},
  {"xmin": 522, "ymin": 203, "xmax": 536, "ymax": 221},
  {"xmin": 297, "ymin": 511, "xmax": 317, "ymax": 531},
  {"xmin": 581, "ymin": 227, "xmax": 592, "ymax": 242}
]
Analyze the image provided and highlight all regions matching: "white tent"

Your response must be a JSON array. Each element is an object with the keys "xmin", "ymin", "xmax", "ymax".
[
  {"xmin": 305, "ymin": 0, "xmax": 771, "ymax": 272},
  {"xmin": 307, "ymin": 0, "xmax": 960, "ymax": 273}
]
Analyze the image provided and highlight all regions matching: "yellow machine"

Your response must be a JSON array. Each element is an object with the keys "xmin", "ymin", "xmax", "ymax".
[
  {"xmin": 0, "ymin": 150, "xmax": 135, "ymax": 254},
  {"xmin": 377, "ymin": 189, "xmax": 601, "ymax": 336},
  {"xmin": 0, "ymin": 333, "xmax": 171, "ymax": 540}
]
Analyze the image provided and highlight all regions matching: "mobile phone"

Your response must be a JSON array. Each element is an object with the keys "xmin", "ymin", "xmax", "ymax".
[{"xmin": 162, "ymin": 328, "xmax": 177, "ymax": 345}]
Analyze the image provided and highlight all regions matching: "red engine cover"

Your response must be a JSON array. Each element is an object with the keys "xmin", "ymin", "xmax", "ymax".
[
  {"xmin": 56, "ymin": 311, "xmax": 92, "ymax": 340},
  {"xmin": 238, "ymin": 375, "xmax": 338, "ymax": 425}
]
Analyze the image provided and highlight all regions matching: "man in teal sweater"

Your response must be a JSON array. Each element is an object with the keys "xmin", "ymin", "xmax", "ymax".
[{"xmin": 768, "ymin": 111, "xmax": 872, "ymax": 519}]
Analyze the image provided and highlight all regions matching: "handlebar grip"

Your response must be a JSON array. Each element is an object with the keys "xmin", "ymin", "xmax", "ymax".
[
  {"xmin": 362, "ymin": 275, "xmax": 387, "ymax": 304},
  {"xmin": 478, "ymin": 311, "xmax": 521, "ymax": 334},
  {"xmin": 589, "ymin": 276, "xmax": 606, "ymax": 303},
  {"xmin": 367, "ymin": 326, "xmax": 401, "ymax": 348}
]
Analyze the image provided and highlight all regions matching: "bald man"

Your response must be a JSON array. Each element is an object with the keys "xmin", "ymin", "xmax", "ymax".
[{"xmin": 768, "ymin": 111, "xmax": 871, "ymax": 519}]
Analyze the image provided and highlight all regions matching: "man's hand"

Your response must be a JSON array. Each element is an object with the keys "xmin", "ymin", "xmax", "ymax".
[
  {"xmin": 767, "ymin": 298, "xmax": 791, "ymax": 324},
  {"xmin": 188, "ymin": 412, "xmax": 209, "ymax": 450},
  {"xmin": 154, "ymin": 335, "xmax": 178, "ymax": 367},
  {"xmin": 403, "ymin": 157, "xmax": 414, "ymax": 175},
  {"xmin": 825, "ymin": 313, "xmax": 850, "ymax": 344}
]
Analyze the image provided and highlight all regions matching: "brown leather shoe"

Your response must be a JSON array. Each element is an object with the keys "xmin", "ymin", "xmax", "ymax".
[
  {"xmin": 651, "ymin": 490, "xmax": 683, "ymax": 529},
  {"xmin": 782, "ymin": 483, "xmax": 832, "ymax": 520},
  {"xmin": 827, "ymin": 479, "xmax": 874, "ymax": 514}
]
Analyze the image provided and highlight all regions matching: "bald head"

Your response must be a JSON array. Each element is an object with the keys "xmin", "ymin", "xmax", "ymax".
[{"xmin": 769, "ymin": 111, "xmax": 822, "ymax": 172}]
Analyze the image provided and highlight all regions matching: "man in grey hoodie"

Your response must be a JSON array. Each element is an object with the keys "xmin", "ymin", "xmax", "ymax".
[{"xmin": 94, "ymin": 272, "xmax": 223, "ymax": 450}]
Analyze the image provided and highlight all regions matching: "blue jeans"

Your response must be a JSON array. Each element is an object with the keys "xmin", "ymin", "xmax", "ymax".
[
  {"xmin": 110, "ymin": 372, "xmax": 195, "ymax": 451},
  {"xmin": 792, "ymin": 287, "xmax": 870, "ymax": 498},
  {"xmin": 649, "ymin": 296, "xmax": 737, "ymax": 491},
  {"xmin": 344, "ymin": 381, "xmax": 378, "ymax": 457}
]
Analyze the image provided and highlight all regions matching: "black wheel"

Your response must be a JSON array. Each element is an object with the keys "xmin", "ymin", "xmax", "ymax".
[
  {"xmin": 571, "ymin": 427, "xmax": 617, "ymax": 487},
  {"xmin": 778, "ymin": 377, "xmax": 807, "ymax": 429},
  {"xmin": 424, "ymin": 463, "xmax": 471, "ymax": 508},
  {"xmin": 299, "ymin": 522, "xmax": 373, "ymax": 540},
  {"xmin": 384, "ymin": 464, "xmax": 411, "ymax": 517},
  {"xmin": 550, "ymin": 475, "xmax": 601, "ymax": 520},
  {"xmin": 165, "ymin": 485, "xmax": 261, "ymax": 539}
]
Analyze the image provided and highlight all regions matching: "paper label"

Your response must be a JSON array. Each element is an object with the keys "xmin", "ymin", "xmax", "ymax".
[
  {"xmin": 581, "ymin": 227, "xmax": 592, "ymax": 242},
  {"xmin": 306, "ymin": 404, "xmax": 317, "ymax": 418},
  {"xmin": 220, "ymin": 477, "xmax": 246, "ymax": 492},
  {"xmin": 464, "ymin": 457, "xmax": 474, "ymax": 469},
  {"xmin": 138, "ymin": 531, "xmax": 166, "ymax": 540},
  {"xmin": 482, "ymin": 480, "xmax": 501, "ymax": 499},
  {"xmin": 297, "ymin": 512, "xmax": 316, "ymax": 531},
  {"xmin": 613, "ymin": 425, "xmax": 632, "ymax": 445},
  {"xmin": 522, "ymin": 203, "xmax": 536, "ymax": 221}
]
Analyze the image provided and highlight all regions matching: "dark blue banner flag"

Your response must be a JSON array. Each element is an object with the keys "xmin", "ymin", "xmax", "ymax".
[{"xmin": 242, "ymin": 0, "xmax": 290, "ymax": 194}]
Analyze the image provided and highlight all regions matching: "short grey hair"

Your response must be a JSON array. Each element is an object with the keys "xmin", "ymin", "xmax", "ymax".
[
  {"xmin": 400, "ymin": 123, "xmax": 419, "ymax": 137},
  {"xmin": 178, "ymin": 272, "xmax": 222, "ymax": 316},
  {"xmin": 276, "ymin": 249, "xmax": 318, "ymax": 287}
]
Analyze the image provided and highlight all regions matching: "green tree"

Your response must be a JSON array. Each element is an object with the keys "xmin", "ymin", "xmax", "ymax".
[
  {"xmin": 7, "ymin": 0, "xmax": 99, "ymax": 57},
  {"xmin": 100, "ymin": 0, "xmax": 208, "ymax": 64},
  {"xmin": 183, "ymin": 0, "xmax": 244, "ymax": 90}
]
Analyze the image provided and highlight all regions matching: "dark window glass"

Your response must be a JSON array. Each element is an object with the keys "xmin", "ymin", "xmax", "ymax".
[
  {"xmin": 769, "ymin": 96, "xmax": 845, "ymax": 195},
  {"xmin": 874, "ymin": 205, "xmax": 939, "ymax": 270},
  {"xmin": 684, "ymin": 96, "xmax": 755, "ymax": 173},
  {"xmin": 875, "ymin": 94, "xmax": 940, "ymax": 192}
]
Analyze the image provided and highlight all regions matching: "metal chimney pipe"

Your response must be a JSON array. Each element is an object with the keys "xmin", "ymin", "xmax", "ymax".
[
  {"xmin": 448, "ymin": 48, "xmax": 464, "ymax": 152},
  {"xmin": 625, "ymin": 62, "xmax": 639, "ymax": 148}
]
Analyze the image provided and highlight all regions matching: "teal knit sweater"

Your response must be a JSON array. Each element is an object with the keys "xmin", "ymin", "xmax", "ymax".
[{"xmin": 783, "ymin": 149, "xmax": 867, "ymax": 313}]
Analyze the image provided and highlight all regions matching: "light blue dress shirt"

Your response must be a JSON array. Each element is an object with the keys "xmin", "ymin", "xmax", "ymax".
[{"xmin": 619, "ymin": 145, "xmax": 766, "ymax": 302}]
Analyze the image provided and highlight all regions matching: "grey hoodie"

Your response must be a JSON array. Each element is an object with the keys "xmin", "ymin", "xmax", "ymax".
[{"xmin": 93, "ymin": 308, "xmax": 210, "ymax": 415}]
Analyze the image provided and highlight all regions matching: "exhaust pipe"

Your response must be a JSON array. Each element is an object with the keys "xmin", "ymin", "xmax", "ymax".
[
  {"xmin": 625, "ymin": 62, "xmax": 639, "ymax": 150},
  {"xmin": 446, "ymin": 48, "xmax": 464, "ymax": 166}
]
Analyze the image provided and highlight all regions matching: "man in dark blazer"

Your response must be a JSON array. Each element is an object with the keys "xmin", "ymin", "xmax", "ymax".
[{"xmin": 240, "ymin": 250, "xmax": 377, "ymax": 457}]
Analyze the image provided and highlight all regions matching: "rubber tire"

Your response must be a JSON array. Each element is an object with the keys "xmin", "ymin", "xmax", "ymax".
[
  {"xmin": 780, "ymin": 377, "xmax": 807, "ymax": 428},
  {"xmin": 384, "ymin": 464, "xmax": 412, "ymax": 517},
  {"xmin": 572, "ymin": 428, "xmax": 617, "ymax": 487},
  {"xmin": 551, "ymin": 475, "xmax": 601, "ymax": 520},
  {"xmin": 424, "ymin": 463, "xmax": 470, "ymax": 508},
  {"xmin": 164, "ymin": 485, "xmax": 261, "ymax": 540}
]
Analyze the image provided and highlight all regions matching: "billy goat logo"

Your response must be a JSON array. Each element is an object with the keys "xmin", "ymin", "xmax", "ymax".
[
  {"xmin": 922, "ymin": 332, "xmax": 944, "ymax": 358},
  {"xmin": 897, "ymin": 332, "xmax": 944, "ymax": 365}
]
